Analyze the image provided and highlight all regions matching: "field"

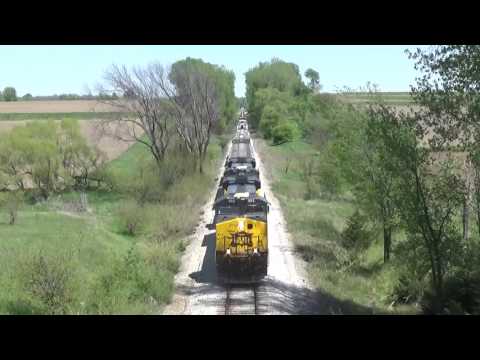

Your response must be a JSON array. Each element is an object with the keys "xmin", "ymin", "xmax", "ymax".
[
  {"xmin": 0, "ymin": 100, "xmax": 119, "ymax": 113},
  {"xmin": 336, "ymin": 92, "xmax": 414, "ymax": 105},
  {"xmin": 0, "ymin": 100, "xmax": 142, "ymax": 162},
  {"xmin": 254, "ymin": 137, "xmax": 418, "ymax": 314}
]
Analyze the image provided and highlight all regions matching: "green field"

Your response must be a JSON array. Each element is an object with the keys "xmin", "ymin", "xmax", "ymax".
[
  {"xmin": 255, "ymin": 138, "xmax": 418, "ymax": 314},
  {"xmin": 0, "ymin": 137, "xmax": 224, "ymax": 314}
]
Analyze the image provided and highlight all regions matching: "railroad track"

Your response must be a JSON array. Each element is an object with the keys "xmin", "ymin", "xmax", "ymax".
[{"xmin": 223, "ymin": 284, "xmax": 260, "ymax": 315}]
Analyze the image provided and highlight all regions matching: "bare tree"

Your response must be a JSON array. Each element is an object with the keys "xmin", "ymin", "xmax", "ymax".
[
  {"xmin": 99, "ymin": 64, "xmax": 173, "ymax": 165},
  {"xmin": 99, "ymin": 62, "xmax": 221, "ymax": 173},
  {"xmin": 154, "ymin": 62, "xmax": 221, "ymax": 173}
]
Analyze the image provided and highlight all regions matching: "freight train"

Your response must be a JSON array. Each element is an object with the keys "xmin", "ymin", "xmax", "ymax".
[{"xmin": 211, "ymin": 115, "xmax": 268, "ymax": 284}]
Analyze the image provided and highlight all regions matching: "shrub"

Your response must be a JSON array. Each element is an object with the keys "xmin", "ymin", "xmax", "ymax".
[
  {"xmin": 0, "ymin": 191, "xmax": 23, "ymax": 225},
  {"xmin": 390, "ymin": 273, "xmax": 426, "ymax": 305},
  {"xmin": 87, "ymin": 246, "xmax": 174, "ymax": 314},
  {"xmin": 272, "ymin": 121, "xmax": 299, "ymax": 145},
  {"xmin": 420, "ymin": 242, "xmax": 480, "ymax": 314},
  {"xmin": 17, "ymin": 251, "xmax": 78, "ymax": 314},
  {"xmin": 340, "ymin": 210, "xmax": 371, "ymax": 252},
  {"xmin": 158, "ymin": 153, "xmax": 196, "ymax": 189},
  {"xmin": 117, "ymin": 200, "xmax": 147, "ymax": 236}
]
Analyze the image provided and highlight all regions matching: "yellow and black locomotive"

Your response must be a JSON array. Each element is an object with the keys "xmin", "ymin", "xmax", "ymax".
[{"xmin": 212, "ymin": 116, "xmax": 268, "ymax": 283}]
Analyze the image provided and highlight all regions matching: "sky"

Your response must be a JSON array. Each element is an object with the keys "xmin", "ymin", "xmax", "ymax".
[{"xmin": 0, "ymin": 45, "xmax": 430, "ymax": 97}]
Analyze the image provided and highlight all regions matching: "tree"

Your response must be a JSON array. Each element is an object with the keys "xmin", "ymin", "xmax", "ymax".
[
  {"xmin": 57, "ymin": 118, "xmax": 107, "ymax": 190},
  {"xmin": 305, "ymin": 68, "xmax": 321, "ymax": 92},
  {"xmin": 0, "ymin": 119, "xmax": 105, "ymax": 199},
  {"xmin": 168, "ymin": 58, "xmax": 223, "ymax": 173},
  {"xmin": 324, "ymin": 92, "xmax": 400, "ymax": 262},
  {"xmin": 3, "ymin": 87, "xmax": 17, "ymax": 101},
  {"xmin": 101, "ymin": 59, "xmax": 234, "ymax": 172},
  {"xmin": 407, "ymin": 46, "xmax": 480, "ymax": 240},
  {"xmin": 22, "ymin": 93, "xmax": 33, "ymax": 100},
  {"xmin": 100, "ymin": 63, "xmax": 174, "ymax": 165},
  {"xmin": 374, "ymin": 104, "xmax": 465, "ymax": 311},
  {"xmin": 245, "ymin": 58, "xmax": 306, "ymax": 128}
]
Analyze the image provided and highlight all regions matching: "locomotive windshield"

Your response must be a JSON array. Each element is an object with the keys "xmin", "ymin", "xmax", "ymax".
[{"xmin": 226, "ymin": 184, "xmax": 256, "ymax": 196}]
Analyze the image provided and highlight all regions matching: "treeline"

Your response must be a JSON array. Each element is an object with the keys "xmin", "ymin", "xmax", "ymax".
[
  {"xmin": 327, "ymin": 47, "xmax": 480, "ymax": 314},
  {"xmin": 249, "ymin": 49, "xmax": 480, "ymax": 314},
  {"xmin": 0, "ymin": 87, "xmax": 121, "ymax": 102}
]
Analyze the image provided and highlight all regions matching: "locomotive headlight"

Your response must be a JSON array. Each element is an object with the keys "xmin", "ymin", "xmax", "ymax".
[{"xmin": 238, "ymin": 220, "xmax": 245, "ymax": 232}]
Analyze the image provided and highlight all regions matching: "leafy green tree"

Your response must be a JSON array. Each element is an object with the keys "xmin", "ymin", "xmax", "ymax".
[
  {"xmin": 0, "ymin": 119, "xmax": 105, "ymax": 199},
  {"xmin": 407, "ymin": 46, "xmax": 480, "ymax": 240},
  {"xmin": 245, "ymin": 58, "xmax": 305, "ymax": 128},
  {"xmin": 22, "ymin": 93, "xmax": 33, "ymax": 100},
  {"xmin": 3, "ymin": 87, "xmax": 17, "ymax": 101},
  {"xmin": 170, "ymin": 57, "xmax": 236, "ymax": 134},
  {"xmin": 305, "ymin": 68, "xmax": 321, "ymax": 92},
  {"xmin": 374, "ymin": 105, "xmax": 465, "ymax": 310}
]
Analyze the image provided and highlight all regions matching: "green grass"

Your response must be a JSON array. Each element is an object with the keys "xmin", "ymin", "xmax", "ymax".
[
  {"xmin": 0, "ymin": 112, "xmax": 125, "ymax": 121},
  {"xmin": 255, "ymin": 137, "xmax": 418, "ymax": 314},
  {"xmin": 0, "ymin": 135, "xmax": 225, "ymax": 314}
]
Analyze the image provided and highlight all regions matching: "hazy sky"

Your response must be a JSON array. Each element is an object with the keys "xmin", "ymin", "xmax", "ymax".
[{"xmin": 0, "ymin": 45, "xmax": 429, "ymax": 97}]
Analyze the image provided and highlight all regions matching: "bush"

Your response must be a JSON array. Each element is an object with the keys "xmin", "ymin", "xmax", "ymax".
[
  {"xmin": 87, "ymin": 245, "xmax": 174, "ymax": 314},
  {"xmin": 0, "ymin": 191, "xmax": 23, "ymax": 225},
  {"xmin": 442, "ymin": 272, "xmax": 480, "ymax": 314},
  {"xmin": 17, "ymin": 252, "xmax": 78, "ymax": 315},
  {"xmin": 272, "ymin": 121, "xmax": 299, "ymax": 145},
  {"xmin": 158, "ymin": 152, "xmax": 196, "ymax": 189},
  {"xmin": 340, "ymin": 210, "xmax": 371, "ymax": 252},
  {"xmin": 420, "ymin": 242, "xmax": 480, "ymax": 314},
  {"xmin": 390, "ymin": 273, "xmax": 426, "ymax": 305},
  {"xmin": 117, "ymin": 200, "xmax": 147, "ymax": 236}
]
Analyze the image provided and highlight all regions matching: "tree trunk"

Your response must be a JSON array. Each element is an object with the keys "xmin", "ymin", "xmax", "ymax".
[
  {"xmin": 9, "ymin": 210, "xmax": 16, "ymax": 225},
  {"xmin": 383, "ymin": 225, "xmax": 392, "ymax": 262},
  {"xmin": 463, "ymin": 194, "xmax": 469, "ymax": 241},
  {"xmin": 199, "ymin": 153, "xmax": 205, "ymax": 174},
  {"xmin": 475, "ymin": 189, "xmax": 480, "ymax": 238},
  {"xmin": 431, "ymin": 243, "xmax": 444, "ymax": 313}
]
